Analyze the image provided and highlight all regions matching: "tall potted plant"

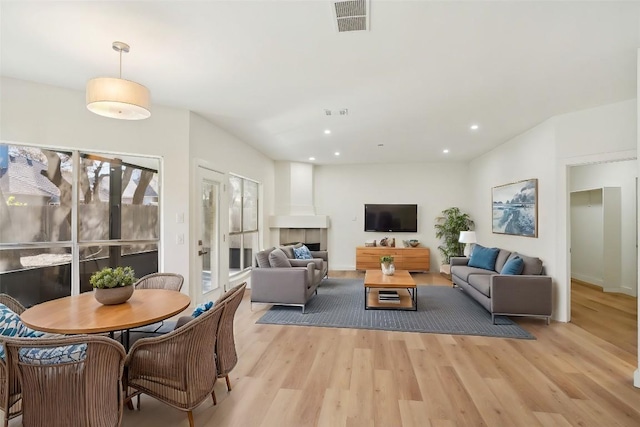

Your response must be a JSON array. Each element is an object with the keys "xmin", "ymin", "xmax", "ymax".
[
  {"xmin": 90, "ymin": 266, "xmax": 136, "ymax": 305},
  {"xmin": 434, "ymin": 207, "xmax": 474, "ymax": 264}
]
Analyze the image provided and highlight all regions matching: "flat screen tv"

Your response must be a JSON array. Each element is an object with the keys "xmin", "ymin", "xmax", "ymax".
[{"xmin": 364, "ymin": 204, "xmax": 418, "ymax": 232}]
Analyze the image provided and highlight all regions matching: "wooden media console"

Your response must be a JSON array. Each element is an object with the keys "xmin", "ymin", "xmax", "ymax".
[{"xmin": 356, "ymin": 246, "xmax": 430, "ymax": 272}]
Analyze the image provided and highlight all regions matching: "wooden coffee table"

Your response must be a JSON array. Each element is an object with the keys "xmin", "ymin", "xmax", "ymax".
[{"xmin": 364, "ymin": 270, "xmax": 417, "ymax": 311}]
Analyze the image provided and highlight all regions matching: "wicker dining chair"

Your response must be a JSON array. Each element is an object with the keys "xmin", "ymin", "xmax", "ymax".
[
  {"xmin": 130, "ymin": 273, "xmax": 185, "ymax": 335},
  {"xmin": 125, "ymin": 302, "xmax": 225, "ymax": 427},
  {"xmin": 214, "ymin": 282, "xmax": 247, "ymax": 392},
  {"xmin": 3, "ymin": 335, "xmax": 126, "ymax": 427},
  {"xmin": 134, "ymin": 273, "xmax": 184, "ymax": 292},
  {"xmin": 0, "ymin": 294, "xmax": 26, "ymax": 427}
]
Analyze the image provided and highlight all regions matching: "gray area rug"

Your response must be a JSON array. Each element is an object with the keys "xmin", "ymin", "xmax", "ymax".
[{"xmin": 256, "ymin": 278, "xmax": 535, "ymax": 340}]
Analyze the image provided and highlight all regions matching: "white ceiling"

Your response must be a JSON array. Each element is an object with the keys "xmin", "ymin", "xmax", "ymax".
[{"xmin": 1, "ymin": 1, "xmax": 639, "ymax": 165}]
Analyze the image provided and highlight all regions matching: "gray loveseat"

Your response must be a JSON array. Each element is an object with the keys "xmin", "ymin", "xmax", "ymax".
[
  {"xmin": 450, "ymin": 247, "xmax": 552, "ymax": 324},
  {"xmin": 250, "ymin": 244, "xmax": 328, "ymax": 313}
]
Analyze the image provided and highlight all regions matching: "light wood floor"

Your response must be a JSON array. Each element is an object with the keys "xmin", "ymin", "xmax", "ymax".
[{"xmin": 7, "ymin": 273, "xmax": 640, "ymax": 426}]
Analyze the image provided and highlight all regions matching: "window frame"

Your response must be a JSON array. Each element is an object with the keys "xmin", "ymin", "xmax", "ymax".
[
  {"xmin": 0, "ymin": 142, "xmax": 161, "ymax": 299},
  {"xmin": 228, "ymin": 174, "xmax": 259, "ymax": 276}
]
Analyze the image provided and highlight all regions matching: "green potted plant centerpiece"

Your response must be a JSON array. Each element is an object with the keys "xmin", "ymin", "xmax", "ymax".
[
  {"xmin": 380, "ymin": 255, "xmax": 395, "ymax": 276},
  {"xmin": 90, "ymin": 266, "xmax": 136, "ymax": 305}
]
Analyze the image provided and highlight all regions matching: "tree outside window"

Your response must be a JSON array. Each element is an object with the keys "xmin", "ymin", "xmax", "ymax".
[{"xmin": 0, "ymin": 143, "xmax": 160, "ymax": 306}]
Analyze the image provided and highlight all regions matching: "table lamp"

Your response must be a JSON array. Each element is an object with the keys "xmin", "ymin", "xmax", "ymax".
[{"xmin": 459, "ymin": 231, "xmax": 477, "ymax": 257}]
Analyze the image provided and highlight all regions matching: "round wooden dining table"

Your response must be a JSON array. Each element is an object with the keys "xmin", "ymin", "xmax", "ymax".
[{"xmin": 21, "ymin": 289, "xmax": 191, "ymax": 347}]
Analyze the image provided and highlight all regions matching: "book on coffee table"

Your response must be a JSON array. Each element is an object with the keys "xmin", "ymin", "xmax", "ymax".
[{"xmin": 378, "ymin": 290, "xmax": 400, "ymax": 303}]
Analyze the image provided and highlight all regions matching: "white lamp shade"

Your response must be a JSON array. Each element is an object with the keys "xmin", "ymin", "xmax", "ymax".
[
  {"xmin": 459, "ymin": 231, "xmax": 477, "ymax": 244},
  {"xmin": 86, "ymin": 77, "xmax": 151, "ymax": 120}
]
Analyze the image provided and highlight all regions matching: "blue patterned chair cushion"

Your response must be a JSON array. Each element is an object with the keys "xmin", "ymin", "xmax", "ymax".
[
  {"xmin": 0, "ymin": 303, "xmax": 47, "ymax": 360},
  {"xmin": 0, "ymin": 303, "xmax": 26, "ymax": 338},
  {"xmin": 17, "ymin": 343, "xmax": 87, "ymax": 365},
  {"xmin": 192, "ymin": 301, "xmax": 214, "ymax": 318},
  {"xmin": 0, "ymin": 303, "xmax": 44, "ymax": 338},
  {"xmin": 293, "ymin": 245, "xmax": 313, "ymax": 260}
]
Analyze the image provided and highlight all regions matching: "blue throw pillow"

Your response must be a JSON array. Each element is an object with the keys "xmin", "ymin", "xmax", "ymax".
[
  {"xmin": 468, "ymin": 244, "xmax": 500, "ymax": 271},
  {"xmin": 192, "ymin": 301, "xmax": 214, "ymax": 318},
  {"xmin": 293, "ymin": 245, "xmax": 313, "ymax": 260},
  {"xmin": 501, "ymin": 256, "xmax": 524, "ymax": 275}
]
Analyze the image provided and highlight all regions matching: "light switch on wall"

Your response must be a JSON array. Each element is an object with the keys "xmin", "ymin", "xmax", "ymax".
[
  {"xmin": 176, "ymin": 233, "xmax": 184, "ymax": 245},
  {"xmin": 176, "ymin": 213, "xmax": 185, "ymax": 224}
]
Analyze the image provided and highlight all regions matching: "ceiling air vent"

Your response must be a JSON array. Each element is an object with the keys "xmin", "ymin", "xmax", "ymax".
[{"xmin": 333, "ymin": 0, "xmax": 370, "ymax": 32}]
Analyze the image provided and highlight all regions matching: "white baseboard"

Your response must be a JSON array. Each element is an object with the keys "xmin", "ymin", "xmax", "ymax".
[
  {"xmin": 603, "ymin": 287, "xmax": 635, "ymax": 297},
  {"xmin": 571, "ymin": 276, "xmax": 636, "ymax": 297},
  {"xmin": 571, "ymin": 273, "xmax": 603, "ymax": 287}
]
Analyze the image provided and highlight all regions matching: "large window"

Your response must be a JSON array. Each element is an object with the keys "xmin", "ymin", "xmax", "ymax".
[
  {"xmin": 229, "ymin": 175, "xmax": 258, "ymax": 274},
  {"xmin": 0, "ymin": 144, "xmax": 160, "ymax": 306}
]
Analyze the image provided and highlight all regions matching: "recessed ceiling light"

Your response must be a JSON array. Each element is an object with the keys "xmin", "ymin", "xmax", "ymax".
[
  {"xmin": 470, "ymin": 124, "xmax": 479, "ymax": 130},
  {"xmin": 324, "ymin": 129, "xmax": 331, "ymax": 135},
  {"xmin": 309, "ymin": 157, "xmax": 315, "ymax": 161},
  {"xmin": 334, "ymin": 152, "xmax": 340, "ymax": 156},
  {"xmin": 443, "ymin": 149, "xmax": 449, "ymax": 154}
]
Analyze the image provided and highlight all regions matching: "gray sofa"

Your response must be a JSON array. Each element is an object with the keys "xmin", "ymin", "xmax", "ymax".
[
  {"xmin": 250, "ymin": 244, "xmax": 328, "ymax": 313},
  {"xmin": 450, "ymin": 248, "xmax": 552, "ymax": 324}
]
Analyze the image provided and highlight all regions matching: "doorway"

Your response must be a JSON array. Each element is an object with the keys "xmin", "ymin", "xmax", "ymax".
[
  {"xmin": 568, "ymin": 159, "xmax": 637, "ymax": 350},
  {"xmin": 569, "ymin": 159, "xmax": 637, "ymax": 296},
  {"xmin": 195, "ymin": 166, "xmax": 225, "ymax": 304}
]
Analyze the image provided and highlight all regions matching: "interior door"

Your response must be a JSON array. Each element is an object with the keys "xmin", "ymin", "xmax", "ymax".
[{"xmin": 196, "ymin": 166, "xmax": 225, "ymax": 304}]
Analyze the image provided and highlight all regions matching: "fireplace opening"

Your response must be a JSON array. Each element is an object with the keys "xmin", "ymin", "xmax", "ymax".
[{"xmin": 282, "ymin": 242, "xmax": 321, "ymax": 251}]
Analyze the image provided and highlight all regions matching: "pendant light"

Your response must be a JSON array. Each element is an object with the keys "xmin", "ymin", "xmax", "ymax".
[{"xmin": 86, "ymin": 41, "xmax": 151, "ymax": 120}]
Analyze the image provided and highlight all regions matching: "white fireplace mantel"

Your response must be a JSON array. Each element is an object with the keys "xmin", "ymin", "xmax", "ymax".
[{"xmin": 269, "ymin": 215, "xmax": 329, "ymax": 229}]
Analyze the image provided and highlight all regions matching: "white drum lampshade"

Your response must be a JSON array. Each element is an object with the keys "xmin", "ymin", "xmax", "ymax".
[
  {"xmin": 459, "ymin": 231, "xmax": 477, "ymax": 257},
  {"xmin": 86, "ymin": 77, "xmax": 150, "ymax": 120},
  {"xmin": 86, "ymin": 41, "xmax": 151, "ymax": 120}
]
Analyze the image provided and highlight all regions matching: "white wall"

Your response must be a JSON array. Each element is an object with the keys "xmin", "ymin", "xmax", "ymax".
[
  {"xmin": 314, "ymin": 162, "xmax": 471, "ymax": 271},
  {"xmin": 469, "ymin": 120, "xmax": 559, "ymax": 308},
  {"xmin": 0, "ymin": 77, "xmax": 192, "ymax": 287},
  {"xmin": 571, "ymin": 189, "xmax": 604, "ymax": 287},
  {"xmin": 570, "ymin": 160, "xmax": 638, "ymax": 295},
  {"xmin": 468, "ymin": 99, "xmax": 637, "ymax": 322},
  {"xmin": 273, "ymin": 161, "xmax": 314, "ymax": 216},
  {"xmin": 570, "ymin": 190, "xmax": 605, "ymax": 286},
  {"xmin": 635, "ymin": 48, "xmax": 640, "ymax": 389},
  {"xmin": 556, "ymin": 100, "xmax": 637, "ymax": 159}
]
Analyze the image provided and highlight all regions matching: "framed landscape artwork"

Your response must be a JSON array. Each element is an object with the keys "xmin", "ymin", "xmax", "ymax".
[{"xmin": 492, "ymin": 178, "xmax": 538, "ymax": 237}]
